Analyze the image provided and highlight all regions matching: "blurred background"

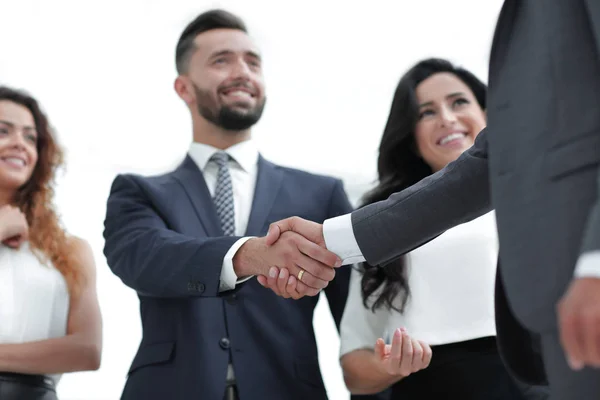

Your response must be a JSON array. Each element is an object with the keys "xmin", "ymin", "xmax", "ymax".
[{"xmin": 0, "ymin": 0, "xmax": 503, "ymax": 398}]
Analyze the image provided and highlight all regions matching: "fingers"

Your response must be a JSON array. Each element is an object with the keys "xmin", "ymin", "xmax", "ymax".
[
  {"xmin": 276, "ymin": 268, "xmax": 290, "ymax": 296},
  {"xmin": 586, "ymin": 320, "xmax": 600, "ymax": 368},
  {"xmin": 3, "ymin": 239, "xmax": 19, "ymax": 249},
  {"xmin": 294, "ymin": 280, "xmax": 321, "ymax": 297},
  {"xmin": 380, "ymin": 328, "xmax": 431, "ymax": 378},
  {"xmin": 265, "ymin": 224, "xmax": 281, "ymax": 246},
  {"xmin": 270, "ymin": 233, "xmax": 338, "ymax": 290},
  {"xmin": 389, "ymin": 328, "xmax": 404, "ymax": 369},
  {"xmin": 266, "ymin": 217, "xmax": 327, "ymax": 248},
  {"xmin": 409, "ymin": 337, "xmax": 423, "ymax": 370},
  {"xmin": 558, "ymin": 291, "xmax": 586, "ymax": 370},
  {"xmin": 296, "ymin": 236, "xmax": 341, "ymax": 268},
  {"xmin": 265, "ymin": 217, "xmax": 298, "ymax": 246},
  {"xmin": 257, "ymin": 275, "xmax": 268, "ymax": 287},
  {"xmin": 285, "ymin": 275, "xmax": 303, "ymax": 300},
  {"xmin": 295, "ymin": 253, "xmax": 335, "ymax": 289},
  {"xmin": 2, "ymin": 235, "xmax": 23, "ymax": 249},
  {"xmin": 265, "ymin": 266, "xmax": 284, "ymax": 296},
  {"xmin": 257, "ymin": 268, "xmax": 306, "ymax": 299},
  {"xmin": 419, "ymin": 340, "xmax": 433, "ymax": 367},
  {"xmin": 397, "ymin": 329, "xmax": 414, "ymax": 375},
  {"xmin": 375, "ymin": 338, "xmax": 386, "ymax": 359}
]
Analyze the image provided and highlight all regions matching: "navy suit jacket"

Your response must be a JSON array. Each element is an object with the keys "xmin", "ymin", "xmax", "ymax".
[{"xmin": 103, "ymin": 154, "xmax": 354, "ymax": 400}]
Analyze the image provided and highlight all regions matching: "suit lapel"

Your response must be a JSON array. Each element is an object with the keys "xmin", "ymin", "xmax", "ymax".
[
  {"xmin": 172, "ymin": 155, "xmax": 223, "ymax": 236},
  {"xmin": 245, "ymin": 156, "xmax": 283, "ymax": 236}
]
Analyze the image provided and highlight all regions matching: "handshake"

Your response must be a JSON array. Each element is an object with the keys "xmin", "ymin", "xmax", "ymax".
[{"xmin": 232, "ymin": 217, "xmax": 342, "ymax": 299}]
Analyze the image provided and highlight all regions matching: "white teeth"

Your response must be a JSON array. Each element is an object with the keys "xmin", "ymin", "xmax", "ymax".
[
  {"xmin": 439, "ymin": 133, "xmax": 466, "ymax": 146},
  {"xmin": 225, "ymin": 90, "xmax": 252, "ymax": 98},
  {"xmin": 3, "ymin": 157, "xmax": 25, "ymax": 167}
]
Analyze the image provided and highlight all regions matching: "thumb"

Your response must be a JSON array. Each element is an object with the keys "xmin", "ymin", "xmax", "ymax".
[
  {"xmin": 265, "ymin": 224, "xmax": 282, "ymax": 246},
  {"xmin": 375, "ymin": 338, "xmax": 386, "ymax": 359}
]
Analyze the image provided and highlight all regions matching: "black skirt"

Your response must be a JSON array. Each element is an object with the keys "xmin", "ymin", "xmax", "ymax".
[
  {"xmin": 0, "ymin": 372, "xmax": 58, "ymax": 400},
  {"xmin": 390, "ymin": 336, "xmax": 527, "ymax": 400}
]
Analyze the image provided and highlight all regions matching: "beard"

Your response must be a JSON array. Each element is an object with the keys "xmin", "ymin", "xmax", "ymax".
[{"xmin": 193, "ymin": 83, "xmax": 266, "ymax": 131}]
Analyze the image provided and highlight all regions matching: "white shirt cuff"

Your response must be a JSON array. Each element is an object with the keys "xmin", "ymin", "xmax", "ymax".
[
  {"xmin": 220, "ymin": 237, "xmax": 255, "ymax": 292},
  {"xmin": 574, "ymin": 251, "xmax": 600, "ymax": 279},
  {"xmin": 323, "ymin": 214, "xmax": 365, "ymax": 265}
]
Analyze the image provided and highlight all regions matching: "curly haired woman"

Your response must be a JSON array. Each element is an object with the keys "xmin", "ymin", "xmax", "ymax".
[{"xmin": 0, "ymin": 86, "xmax": 102, "ymax": 400}]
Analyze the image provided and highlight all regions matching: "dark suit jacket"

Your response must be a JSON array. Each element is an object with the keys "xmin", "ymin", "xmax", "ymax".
[
  {"xmin": 103, "ymin": 155, "xmax": 353, "ymax": 400},
  {"xmin": 348, "ymin": 0, "xmax": 600, "ymax": 386}
]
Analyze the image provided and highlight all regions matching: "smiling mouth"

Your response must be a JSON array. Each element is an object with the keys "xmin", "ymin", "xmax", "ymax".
[
  {"xmin": 1, "ymin": 156, "xmax": 26, "ymax": 168},
  {"xmin": 437, "ymin": 132, "xmax": 467, "ymax": 146},
  {"xmin": 220, "ymin": 87, "xmax": 256, "ymax": 101}
]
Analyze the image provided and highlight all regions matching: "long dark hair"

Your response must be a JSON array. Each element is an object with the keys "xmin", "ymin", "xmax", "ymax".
[{"xmin": 359, "ymin": 58, "xmax": 487, "ymax": 312}]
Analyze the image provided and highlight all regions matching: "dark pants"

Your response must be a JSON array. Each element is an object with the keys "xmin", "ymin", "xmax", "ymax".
[
  {"xmin": 389, "ymin": 337, "xmax": 547, "ymax": 400},
  {"xmin": 0, "ymin": 372, "xmax": 57, "ymax": 400}
]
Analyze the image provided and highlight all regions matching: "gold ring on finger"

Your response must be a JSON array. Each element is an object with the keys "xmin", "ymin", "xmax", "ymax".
[{"xmin": 298, "ymin": 269, "xmax": 305, "ymax": 282}]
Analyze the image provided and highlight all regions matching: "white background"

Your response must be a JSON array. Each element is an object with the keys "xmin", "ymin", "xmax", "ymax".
[{"xmin": 0, "ymin": 1, "xmax": 503, "ymax": 398}]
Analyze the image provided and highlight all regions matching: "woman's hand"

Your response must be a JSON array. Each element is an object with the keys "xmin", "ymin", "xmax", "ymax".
[
  {"xmin": 375, "ymin": 328, "xmax": 432, "ymax": 378},
  {"xmin": 0, "ymin": 205, "xmax": 28, "ymax": 248}
]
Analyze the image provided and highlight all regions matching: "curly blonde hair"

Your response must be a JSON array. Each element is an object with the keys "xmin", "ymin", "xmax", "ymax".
[{"xmin": 0, "ymin": 86, "xmax": 81, "ymax": 296}]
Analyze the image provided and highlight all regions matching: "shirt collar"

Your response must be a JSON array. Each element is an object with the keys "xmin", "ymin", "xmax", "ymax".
[{"xmin": 188, "ymin": 139, "xmax": 259, "ymax": 173}]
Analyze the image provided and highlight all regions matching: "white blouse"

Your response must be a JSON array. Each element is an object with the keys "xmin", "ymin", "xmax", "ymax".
[
  {"xmin": 0, "ymin": 242, "xmax": 70, "ymax": 385},
  {"xmin": 340, "ymin": 212, "xmax": 498, "ymax": 357}
]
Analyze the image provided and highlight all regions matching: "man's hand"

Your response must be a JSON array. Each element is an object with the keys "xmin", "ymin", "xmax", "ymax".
[
  {"xmin": 258, "ymin": 217, "xmax": 334, "ymax": 299},
  {"xmin": 375, "ymin": 328, "xmax": 432, "ymax": 378},
  {"xmin": 557, "ymin": 277, "xmax": 600, "ymax": 370},
  {"xmin": 234, "ymin": 231, "xmax": 341, "ymax": 297},
  {"xmin": 256, "ymin": 267, "xmax": 305, "ymax": 299},
  {"xmin": 265, "ymin": 217, "xmax": 326, "ymax": 247}
]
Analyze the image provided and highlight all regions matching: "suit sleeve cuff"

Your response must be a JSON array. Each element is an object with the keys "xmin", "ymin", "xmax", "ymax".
[
  {"xmin": 574, "ymin": 251, "xmax": 600, "ymax": 279},
  {"xmin": 220, "ymin": 237, "xmax": 256, "ymax": 292},
  {"xmin": 323, "ymin": 214, "xmax": 366, "ymax": 265}
]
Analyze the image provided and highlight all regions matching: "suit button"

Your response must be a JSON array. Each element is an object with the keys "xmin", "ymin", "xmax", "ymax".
[
  {"xmin": 196, "ymin": 283, "xmax": 205, "ymax": 293},
  {"xmin": 227, "ymin": 294, "xmax": 237, "ymax": 304},
  {"xmin": 219, "ymin": 338, "xmax": 230, "ymax": 350}
]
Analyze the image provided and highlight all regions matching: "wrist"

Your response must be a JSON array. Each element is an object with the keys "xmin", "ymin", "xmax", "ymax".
[{"xmin": 232, "ymin": 237, "xmax": 266, "ymax": 277}]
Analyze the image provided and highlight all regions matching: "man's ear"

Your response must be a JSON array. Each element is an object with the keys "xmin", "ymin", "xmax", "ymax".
[{"xmin": 174, "ymin": 76, "xmax": 194, "ymax": 105}]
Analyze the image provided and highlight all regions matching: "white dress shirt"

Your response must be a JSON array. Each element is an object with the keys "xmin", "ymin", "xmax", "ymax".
[
  {"xmin": 187, "ymin": 139, "xmax": 259, "ymax": 292},
  {"xmin": 339, "ymin": 213, "xmax": 498, "ymax": 357},
  {"xmin": 323, "ymin": 214, "xmax": 600, "ymax": 278}
]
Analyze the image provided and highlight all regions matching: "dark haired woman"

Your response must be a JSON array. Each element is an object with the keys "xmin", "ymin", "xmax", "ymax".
[{"xmin": 339, "ymin": 59, "xmax": 547, "ymax": 399}]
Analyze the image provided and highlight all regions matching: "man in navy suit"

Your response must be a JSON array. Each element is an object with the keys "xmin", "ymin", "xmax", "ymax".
[{"xmin": 103, "ymin": 9, "xmax": 352, "ymax": 400}]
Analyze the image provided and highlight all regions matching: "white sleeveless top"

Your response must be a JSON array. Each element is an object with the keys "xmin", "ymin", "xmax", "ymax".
[
  {"xmin": 0, "ymin": 242, "xmax": 70, "ymax": 385},
  {"xmin": 340, "ymin": 212, "xmax": 498, "ymax": 356}
]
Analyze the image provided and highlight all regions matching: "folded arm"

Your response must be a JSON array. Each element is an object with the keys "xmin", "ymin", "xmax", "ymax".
[{"xmin": 0, "ymin": 237, "xmax": 102, "ymax": 374}]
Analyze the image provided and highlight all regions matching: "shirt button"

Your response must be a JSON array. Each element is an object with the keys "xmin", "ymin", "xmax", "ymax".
[{"xmin": 219, "ymin": 338, "xmax": 231, "ymax": 350}]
